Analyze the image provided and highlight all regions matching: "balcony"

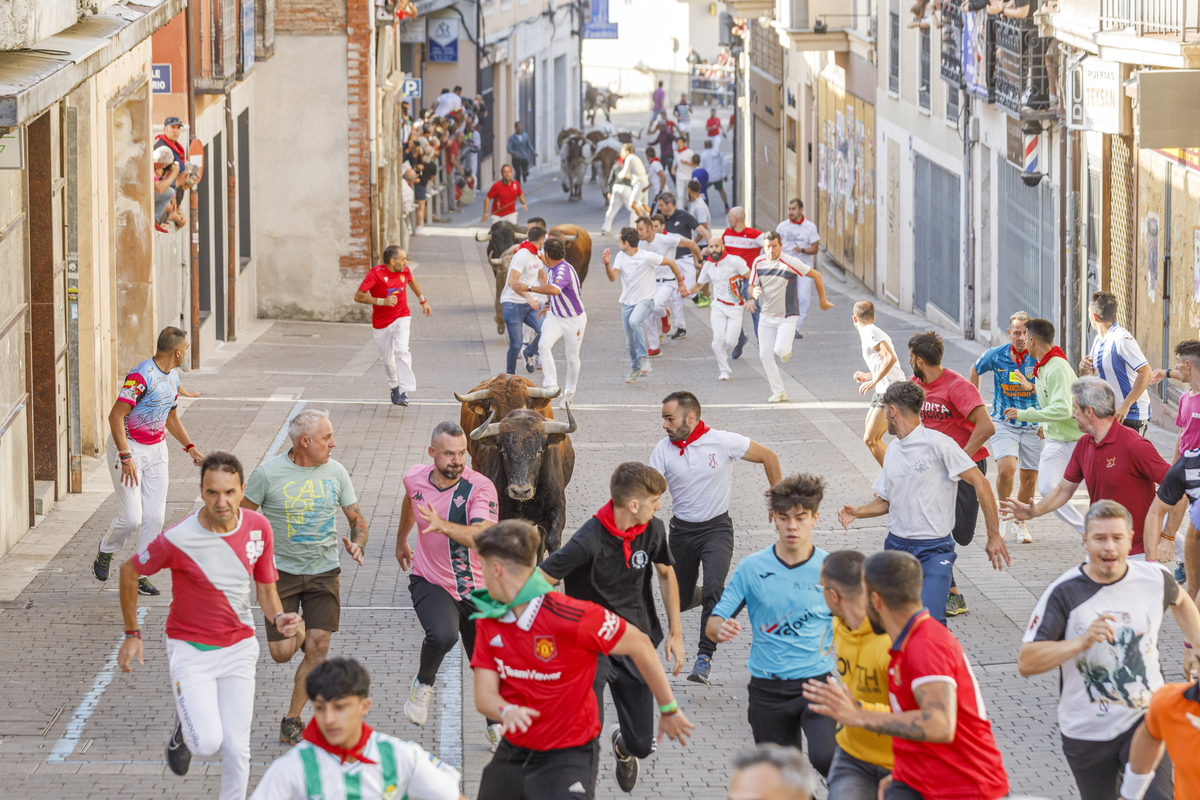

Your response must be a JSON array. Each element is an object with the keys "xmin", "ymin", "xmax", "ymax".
[
  {"xmin": 778, "ymin": 0, "xmax": 876, "ymax": 58},
  {"xmin": 255, "ymin": 0, "xmax": 275, "ymax": 61},
  {"xmin": 1040, "ymin": 0, "xmax": 1200, "ymax": 67},
  {"xmin": 941, "ymin": 3, "xmax": 963, "ymax": 85},
  {"xmin": 195, "ymin": 0, "xmax": 238, "ymax": 93},
  {"xmin": 993, "ymin": 16, "xmax": 1059, "ymax": 119}
]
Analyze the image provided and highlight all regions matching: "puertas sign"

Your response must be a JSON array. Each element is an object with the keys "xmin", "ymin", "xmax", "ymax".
[
  {"xmin": 1068, "ymin": 58, "xmax": 1122, "ymax": 133},
  {"xmin": 428, "ymin": 18, "xmax": 458, "ymax": 63}
]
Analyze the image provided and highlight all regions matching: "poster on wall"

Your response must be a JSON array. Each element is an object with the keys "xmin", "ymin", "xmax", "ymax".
[
  {"xmin": 963, "ymin": 10, "xmax": 990, "ymax": 98},
  {"xmin": 818, "ymin": 144, "xmax": 827, "ymax": 190},
  {"xmin": 428, "ymin": 18, "xmax": 459, "ymax": 63},
  {"xmin": 1147, "ymin": 213, "xmax": 1160, "ymax": 302}
]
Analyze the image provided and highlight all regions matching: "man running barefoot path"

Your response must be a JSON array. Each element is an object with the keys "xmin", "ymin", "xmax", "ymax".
[
  {"xmin": 118, "ymin": 452, "xmax": 302, "ymax": 800},
  {"xmin": 649, "ymin": 391, "xmax": 781, "ymax": 684},
  {"xmin": 353, "ymin": 245, "xmax": 431, "ymax": 407},
  {"xmin": 241, "ymin": 409, "xmax": 369, "ymax": 745},
  {"xmin": 94, "ymin": 326, "xmax": 205, "ymax": 597},
  {"xmin": 471, "ymin": 520, "xmax": 694, "ymax": 800},
  {"xmin": 851, "ymin": 302, "xmax": 905, "ymax": 466},
  {"xmin": 396, "ymin": 423, "xmax": 503, "ymax": 747}
]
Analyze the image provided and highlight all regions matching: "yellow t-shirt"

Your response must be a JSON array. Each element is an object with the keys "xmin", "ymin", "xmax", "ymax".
[{"xmin": 833, "ymin": 616, "xmax": 894, "ymax": 769}]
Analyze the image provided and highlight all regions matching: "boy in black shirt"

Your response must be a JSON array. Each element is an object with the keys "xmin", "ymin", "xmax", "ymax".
[{"xmin": 539, "ymin": 462, "xmax": 683, "ymax": 793}]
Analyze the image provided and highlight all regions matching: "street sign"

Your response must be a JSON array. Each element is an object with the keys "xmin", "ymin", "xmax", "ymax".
[
  {"xmin": 0, "ymin": 128, "xmax": 24, "ymax": 169},
  {"xmin": 583, "ymin": 0, "xmax": 618, "ymax": 39},
  {"xmin": 428, "ymin": 18, "xmax": 458, "ymax": 63},
  {"xmin": 402, "ymin": 78, "xmax": 422, "ymax": 98},
  {"xmin": 1068, "ymin": 58, "xmax": 1121, "ymax": 134},
  {"xmin": 151, "ymin": 64, "xmax": 171, "ymax": 93}
]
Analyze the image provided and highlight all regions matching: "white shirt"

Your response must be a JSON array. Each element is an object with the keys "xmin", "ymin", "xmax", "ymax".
[
  {"xmin": 859, "ymin": 323, "xmax": 906, "ymax": 393},
  {"xmin": 698, "ymin": 255, "xmax": 750, "ymax": 305},
  {"xmin": 499, "ymin": 247, "xmax": 543, "ymax": 306},
  {"xmin": 689, "ymin": 195, "xmax": 711, "ymax": 227},
  {"xmin": 1089, "ymin": 324, "xmax": 1151, "ymax": 421},
  {"xmin": 432, "ymin": 92, "xmax": 463, "ymax": 119},
  {"xmin": 775, "ymin": 217, "xmax": 820, "ymax": 268},
  {"xmin": 674, "ymin": 148, "xmax": 696, "ymax": 188},
  {"xmin": 1024, "ymin": 560, "xmax": 1178, "ymax": 741},
  {"xmin": 699, "ymin": 148, "xmax": 724, "ymax": 181},
  {"xmin": 649, "ymin": 428, "xmax": 752, "ymax": 522},
  {"xmin": 639, "ymin": 232, "xmax": 681, "ymax": 279},
  {"xmin": 872, "ymin": 426, "xmax": 976, "ymax": 540},
  {"xmin": 648, "ymin": 159, "xmax": 666, "ymax": 192},
  {"xmin": 611, "ymin": 249, "xmax": 663, "ymax": 305}
]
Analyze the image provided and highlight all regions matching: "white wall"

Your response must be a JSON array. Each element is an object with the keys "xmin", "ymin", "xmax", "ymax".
[{"xmin": 582, "ymin": 0, "xmax": 692, "ymax": 104}]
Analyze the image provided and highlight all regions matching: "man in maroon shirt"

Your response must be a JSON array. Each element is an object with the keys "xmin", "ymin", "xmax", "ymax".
[
  {"xmin": 908, "ymin": 331, "xmax": 997, "ymax": 618},
  {"xmin": 1004, "ymin": 376, "xmax": 1170, "ymax": 557},
  {"xmin": 481, "ymin": 164, "xmax": 528, "ymax": 224},
  {"xmin": 353, "ymin": 245, "xmax": 432, "ymax": 406}
]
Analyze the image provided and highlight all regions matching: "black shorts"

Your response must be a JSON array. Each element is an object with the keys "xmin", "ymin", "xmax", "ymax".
[
  {"xmin": 951, "ymin": 457, "xmax": 988, "ymax": 547},
  {"xmin": 1122, "ymin": 418, "xmax": 1149, "ymax": 437},
  {"xmin": 264, "ymin": 568, "xmax": 341, "ymax": 641},
  {"xmin": 478, "ymin": 738, "xmax": 600, "ymax": 800},
  {"xmin": 747, "ymin": 675, "xmax": 838, "ymax": 777},
  {"xmin": 710, "ymin": 179, "xmax": 724, "ymax": 191}
]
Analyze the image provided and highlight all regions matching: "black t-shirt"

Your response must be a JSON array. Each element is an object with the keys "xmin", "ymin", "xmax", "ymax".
[
  {"xmin": 1157, "ymin": 449, "xmax": 1200, "ymax": 506},
  {"xmin": 540, "ymin": 516, "xmax": 674, "ymax": 645},
  {"xmin": 663, "ymin": 209, "xmax": 702, "ymax": 259}
]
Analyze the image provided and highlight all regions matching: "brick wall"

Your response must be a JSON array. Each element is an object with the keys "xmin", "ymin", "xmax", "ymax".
[
  {"xmin": 342, "ymin": 0, "xmax": 371, "ymax": 273},
  {"xmin": 276, "ymin": 0, "xmax": 346, "ymax": 35}
]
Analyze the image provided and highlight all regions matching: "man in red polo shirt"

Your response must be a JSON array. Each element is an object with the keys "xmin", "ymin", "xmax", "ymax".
[
  {"xmin": 803, "ymin": 550, "xmax": 1009, "ymax": 800},
  {"xmin": 481, "ymin": 164, "xmax": 528, "ymax": 225},
  {"xmin": 908, "ymin": 331, "xmax": 997, "ymax": 617},
  {"xmin": 1004, "ymin": 376, "xmax": 1170, "ymax": 557},
  {"xmin": 721, "ymin": 206, "xmax": 763, "ymax": 361},
  {"xmin": 353, "ymin": 245, "xmax": 432, "ymax": 407}
]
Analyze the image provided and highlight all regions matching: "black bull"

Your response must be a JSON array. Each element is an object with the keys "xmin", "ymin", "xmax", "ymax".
[{"xmin": 467, "ymin": 405, "xmax": 577, "ymax": 559}]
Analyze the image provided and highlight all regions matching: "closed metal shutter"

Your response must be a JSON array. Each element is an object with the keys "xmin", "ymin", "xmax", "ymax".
[
  {"xmin": 997, "ymin": 155, "xmax": 1056, "ymax": 324},
  {"xmin": 1109, "ymin": 135, "xmax": 1135, "ymax": 331},
  {"xmin": 913, "ymin": 155, "xmax": 961, "ymax": 322},
  {"xmin": 753, "ymin": 116, "xmax": 780, "ymax": 229}
]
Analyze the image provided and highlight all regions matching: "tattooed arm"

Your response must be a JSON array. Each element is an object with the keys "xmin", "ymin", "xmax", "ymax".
[
  {"xmin": 341, "ymin": 502, "xmax": 368, "ymax": 565},
  {"xmin": 802, "ymin": 676, "xmax": 958, "ymax": 743}
]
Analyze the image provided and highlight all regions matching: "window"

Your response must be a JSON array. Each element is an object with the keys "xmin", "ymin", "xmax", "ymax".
[
  {"xmin": 237, "ymin": 109, "xmax": 252, "ymax": 266},
  {"xmin": 946, "ymin": 84, "xmax": 960, "ymax": 121},
  {"xmin": 889, "ymin": 6, "xmax": 900, "ymax": 94},
  {"xmin": 786, "ymin": 116, "xmax": 796, "ymax": 153},
  {"xmin": 919, "ymin": 27, "xmax": 931, "ymax": 110}
]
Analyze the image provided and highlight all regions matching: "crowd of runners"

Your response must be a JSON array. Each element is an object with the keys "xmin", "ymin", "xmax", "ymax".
[{"xmin": 85, "ymin": 147, "xmax": 1200, "ymax": 800}]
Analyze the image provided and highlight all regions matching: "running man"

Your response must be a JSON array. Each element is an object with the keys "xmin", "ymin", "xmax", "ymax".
[
  {"xmin": 721, "ymin": 207, "xmax": 764, "ymax": 361},
  {"xmin": 707, "ymin": 474, "xmax": 838, "ymax": 776},
  {"xmin": 1079, "ymin": 290, "xmax": 1153, "ymax": 435},
  {"xmin": 749, "ymin": 231, "xmax": 834, "ymax": 404},
  {"xmin": 471, "ymin": 520, "xmax": 694, "ymax": 800},
  {"xmin": 1019, "ymin": 500, "xmax": 1200, "ymax": 800},
  {"xmin": 94, "ymin": 326, "xmax": 205, "ymax": 596},
  {"xmin": 909, "ymin": 331, "xmax": 996, "ymax": 617},
  {"xmin": 249, "ymin": 658, "xmax": 466, "ymax": 800},
  {"xmin": 396, "ymin": 423, "xmax": 502, "ymax": 745},
  {"xmin": 603, "ymin": 228, "xmax": 683, "ymax": 384},
  {"xmin": 775, "ymin": 199, "xmax": 821, "ymax": 339},
  {"xmin": 657, "ymin": 191, "xmax": 712, "ymax": 336},
  {"xmin": 803, "ymin": 551, "xmax": 1010, "ymax": 800},
  {"xmin": 1146, "ymin": 339, "xmax": 1200, "ymax": 578},
  {"xmin": 539, "ymin": 463, "xmax": 684, "ymax": 793},
  {"xmin": 601, "ymin": 144, "xmax": 650, "ymax": 234},
  {"xmin": 117, "ymin": 452, "xmax": 301, "ymax": 800},
  {"xmin": 481, "ymin": 163, "xmax": 528, "ymax": 224},
  {"xmin": 838, "ymin": 381, "xmax": 1007, "ymax": 625},
  {"xmin": 852, "ymin": 302, "xmax": 905, "ymax": 466},
  {"xmin": 353, "ymin": 245, "xmax": 431, "ymax": 407},
  {"xmin": 500, "ymin": 226, "xmax": 547, "ymax": 376},
  {"xmin": 527, "ymin": 236, "xmax": 586, "ymax": 407},
  {"xmin": 649, "ymin": 391, "xmax": 781, "ymax": 683},
  {"xmin": 687, "ymin": 237, "xmax": 750, "ymax": 380},
  {"xmin": 242, "ymin": 409, "xmax": 369, "ymax": 745},
  {"xmin": 969, "ymin": 311, "xmax": 1042, "ymax": 543},
  {"xmin": 699, "ymin": 140, "xmax": 729, "ymax": 211},
  {"xmin": 637, "ymin": 214, "xmax": 701, "ymax": 355}
]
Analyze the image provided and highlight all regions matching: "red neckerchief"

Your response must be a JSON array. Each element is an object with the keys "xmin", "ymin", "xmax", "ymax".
[
  {"xmin": 517, "ymin": 241, "xmax": 539, "ymax": 257},
  {"xmin": 1033, "ymin": 346, "xmax": 1067, "ymax": 377},
  {"xmin": 650, "ymin": 157, "xmax": 661, "ymax": 164},
  {"xmin": 672, "ymin": 420, "xmax": 710, "ymax": 455},
  {"xmin": 1010, "ymin": 346, "xmax": 1029, "ymax": 366},
  {"xmin": 594, "ymin": 500, "xmax": 648, "ymax": 568},
  {"xmin": 302, "ymin": 719, "xmax": 377, "ymax": 765},
  {"xmin": 790, "ymin": 215, "xmax": 805, "ymax": 226}
]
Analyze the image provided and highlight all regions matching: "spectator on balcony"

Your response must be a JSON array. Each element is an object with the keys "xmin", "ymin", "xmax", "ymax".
[
  {"xmin": 154, "ymin": 117, "xmax": 199, "ymax": 200},
  {"xmin": 909, "ymin": 0, "xmax": 941, "ymax": 27},
  {"xmin": 153, "ymin": 147, "xmax": 186, "ymax": 233}
]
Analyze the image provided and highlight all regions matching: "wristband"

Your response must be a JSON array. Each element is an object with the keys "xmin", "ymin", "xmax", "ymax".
[
  {"xmin": 499, "ymin": 704, "xmax": 514, "ymax": 718},
  {"xmin": 125, "ymin": 630, "xmax": 141, "ymax": 639},
  {"xmin": 1162, "ymin": 534, "xmax": 1176, "ymax": 541},
  {"xmin": 1120, "ymin": 763, "xmax": 1155, "ymax": 800},
  {"xmin": 419, "ymin": 297, "xmax": 428, "ymax": 304},
  {"xmin": 658, "ymin": 700, "xmax": 678, "ymax": 715},
  {"xmin": 184, "ymin": 443, "xmax": 196, "ymax": 453},
  {"xmin": 119, "ymin": 452, "xmax": 132, "ymax": 463},
  {"xmin": 1186, "ymin": 642, "xmax": 1194, "ymax": 649}
]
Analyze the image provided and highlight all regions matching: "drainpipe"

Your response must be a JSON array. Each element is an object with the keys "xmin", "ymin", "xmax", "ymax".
[
  {"xmin": 963, "ymin": 96, "xmax": 974, "ymax": 340},
  {"xmin": 225, "ymin": 93, "xmax": 237, "ymax": 342},
  {"xmin": 187, "ymin": 0, "xmax": 200, "ymax": 370}
]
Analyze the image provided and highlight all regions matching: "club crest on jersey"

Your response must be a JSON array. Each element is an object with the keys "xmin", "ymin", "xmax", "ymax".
[
  {"xmin": 708, "ymin": 454, "xmax": 718, "ymax": 468},
  {"xmin": 383, "ymin": 784, "xmax": 399, "ymax": 800},
  {"xmin": 629, "ymin": 550, "xmax": 648, "ymax": 569},
  {"xmin": 490, "ymin": 634, "xmax": 503, "ymax": 647},
  {"xmin": 534, "ymin": 635, "xmax": 557, "ymax": 662},
  {"xmin": 453, "ymin": 495, "xmax": 466, "ymax": 508},
  {"xmin": 250, "ymin": 529, "xmax": 262, "ymax": 541}
]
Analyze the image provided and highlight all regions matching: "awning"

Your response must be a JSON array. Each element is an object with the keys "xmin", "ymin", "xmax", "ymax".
[{"xmin": 0, "ymin": 0, "xmax": 186, "ymax": 129}]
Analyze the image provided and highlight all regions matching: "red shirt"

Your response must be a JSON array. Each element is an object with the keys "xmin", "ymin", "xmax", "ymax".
[
  {"xmin": 888, "ymin": 611, "xmax": 1009, "ymax": 800},
  {"xmin": 486, "ymin": 179, "xmax": 523, "ymax": 217},
  {"xmin": 471, "ymin": 592, "xmax": 627, "ymax": 751},
  {"xmin": 722, "ymin": 226, "xmax": 764, "ymax": 268},
  {"xmin": 358, "ymin": 264, "xmax": 414, "ymax": 329},
  {"xmin": 1064, "ymin": 420, "xmax": 1170, "ymax": 554},
  {"xmin": 705, "ymin": 116, "xmax": 721, "ymax": 137},
  {"xmin": 912, "ymin": 369, "xmax": 989, "ymax": 459}
]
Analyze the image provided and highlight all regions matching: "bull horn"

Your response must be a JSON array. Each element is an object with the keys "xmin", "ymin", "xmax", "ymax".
[
  {"xmin": 469, "ymin": 409, "xmax": 501, "ymax": 440},
  {"xmin": 558, "ymin": 233, "xmax": 578, "ymax": 242},
  {"xmin": 475, "ymin": 231, "xmax": 490, "ymax": 242},
  {"xmin": 526, "ymin": 386, "xmax": 562, "ymax": 399},
  {"xmin": 512, "ymin": 231, "xmax": 529, "ymax": 241},
  {"xmin": 454, "ymin": 389, "xmax": 491, "ymax": 403},
  {"xmin": 488, "ymin": 257, "xmax": 502, "ymax": 267},
  {"xmin": 543, "ymin": 402, "xmax": 577, "ymax": 435}
]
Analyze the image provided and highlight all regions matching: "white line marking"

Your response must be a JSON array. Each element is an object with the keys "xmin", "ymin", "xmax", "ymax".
[
  {"xmin": 47, "ymin": 606, "xmax": 150, "ymax": 762},
  {"xmin": 263, "ymin": 401, "xmax": 308, "ymax": 461},
  {"xmin": 180, "ymin": 396, "xmax": 872, "ymax": 411},
  {"xmin": 440, "ymin": 646, "xmax": 463, "ymax": 768}
]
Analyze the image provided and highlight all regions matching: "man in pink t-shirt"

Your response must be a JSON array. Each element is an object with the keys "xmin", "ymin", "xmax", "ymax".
[
  {"xmin": 397, "ymin": 421, "xmax": 502, "ymax": 744},
  {"xmin": 908, "ymin": 330, "xmax": 998, "ymax": 618}
]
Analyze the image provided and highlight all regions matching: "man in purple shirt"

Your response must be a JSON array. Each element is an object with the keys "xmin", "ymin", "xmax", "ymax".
[
  {"xmin": 652, "ymin": 81, "xmax": 666, "ymax": 125},
  {"xmin": 524, "ymin": 237, "xmax": 587, "ymax": 407}
]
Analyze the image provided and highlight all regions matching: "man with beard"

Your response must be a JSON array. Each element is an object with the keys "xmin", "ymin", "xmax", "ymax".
[
  {"xmin": 649, "ymin": 391, "xmax": 781, "ymax": 684},
  {"xmin": 656, "ymin": 192, "xmax": 712, "ymax": 338},
  {"xmin": 837, "ymin": 381, "xmax": 1008, "ymax": 625},
  {"xmin": 396, "ymin": 423, "xmax": 503, "ymax": 748}
]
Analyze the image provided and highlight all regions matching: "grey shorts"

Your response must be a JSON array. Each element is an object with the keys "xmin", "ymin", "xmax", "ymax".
[
  {"xmin": 989, "ymin": 421, "xmax": 1044, "ymax": 471},
  {"xmin": 869, "ymin": 392, "xmax": 885, "ymax": 410}
]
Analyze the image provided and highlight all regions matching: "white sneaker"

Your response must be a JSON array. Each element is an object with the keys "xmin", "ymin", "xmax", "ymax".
[
  {"xmin": 413, "ymin": 226, "xmax": 425, "ymax": 235},
  {"xmin": 559, "ymin": 393, "xmax": 575, "ymax": 408},
  {"xmin": 767, "ymin": 392, "xmax": 788, "ymax": 403},
  {"xmin": 1015, "ymin": 521, "xmax": 1033, "ymax": 543},
  {"xmin": 486, "ymin": 723, "xmax": 503, "ymax": 752},
  {"xmin": 404, "ymin": 678, "xmax": 434, "ymax": 726},
  {"xmin": 718, "ymin": 372, "xmax": 731, "ymax": 381},
  {"xmin": 639, "ymin": 358, "xmax": 652, "ymax": 376},
  {"xmin": 999, "ymin": 519, "xmax": 1009, "ymax": 540}
]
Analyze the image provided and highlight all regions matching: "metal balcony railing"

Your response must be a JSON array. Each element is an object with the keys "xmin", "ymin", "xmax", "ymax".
[
  {"xmin": 196, "ymin": 0, "xmax": 238, "ymax": 93},
  {"xmin": 255, "ymin": 0, "xmax": 275, "ymax": 61},
  {"xmin": 1100, "ymin": 0, "xmax": 1198, "ymax": 38},
  {"xmin": 993, "ymin": 16, "xmax": 1057, "ymax": 118},
  {"xmin": 940, "ymin": 3, "xmax": 963, "ymax": 85}
]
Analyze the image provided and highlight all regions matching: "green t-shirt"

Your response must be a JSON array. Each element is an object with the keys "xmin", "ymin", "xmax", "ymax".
[{"xmin": 244, "ymin": 452, "xmax": 358, "ymax": 576}]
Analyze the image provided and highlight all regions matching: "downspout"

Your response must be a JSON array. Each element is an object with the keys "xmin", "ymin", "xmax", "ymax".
[
  {"xmin": 369, "ymin": 9, "xmax": 380, "ymax": 266},
  {"xmin": 225, "ymin": 93, "xmax": 236, "ymax": 342},
  {"xmin": 963, "ymin": 97, "xmax": 974, "ymax": 340},
  {"xmin": 187, "ymin": 0, "xmax": 200, "ymax": 370}
]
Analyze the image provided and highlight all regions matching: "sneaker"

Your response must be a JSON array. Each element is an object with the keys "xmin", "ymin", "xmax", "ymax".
[
  {"xmin": 137, "ymin": 577, "xmax": 161, "ymax": 596},
  {"xmin": 718, "ymin": 372, "xmax": 731, "ymax": 381},
  {"xmin": 397, "ymin": 392, "xmax": 409, "ymax": 407},
  {"xmin": 279, "ymin": 716, "xmax": 304, "ymax": 746},
  {"xmin": 731, "ymin": 331, "xmax": 746, "ymax": 360},
  {"xmin": 795, "ymin": 331, "xmax": 804, "ymax": 339},
  {"xmin": 612, "ymin": 729, "xmax": 640, "ymax": 793},
  {"xmin": 687, "ymin": 654, "xmax": 712, "ymax": 685},
  {"xmin": 639, "ymin": 358, "xmax": 653, "ymax": 376},
  {"xmin": 1175, "ymin": 562, "xmax": 1187, "ymax": 585},
  {"xmin": 525, "ymin": 354, "xmax": 537, "ymax": 373},
  {"xmin": 559, "ymin": 393, "xmax": 575, "ymax": 409},
  {"xmin": 404, "ymin": 678, "xmax": 435, "ymax": 726},
  {"xmin": 781, "ymin": 350, "xmax": 792, "ymax": 364},
  {"xmin": 767, "ymin": 392, "xmax": 788, "ymax": 404},
  {"xmin": 999, "ymin": 519, "xmax": 1010, "ymax": 540},
  {"xmin": 485, "ymin": 722, "xmax": 504, "ymax": 753},
  {"xmin": 661, "ymin": 314, "xmax": 670, "ymax": 334},
  {"xmin": 1014, "ymin": 521, "xmax": 1033, "ymax": 544},
  {"xmin": 626, "ymin": 368, "xmax": 640, "ymax": 384},
  {"xmin": 599, "ymin": 229, "xmax": 610, "ymax": 237},
  {"xmin": 165, "ymin": 719, "xmax": 191, "ymax": 776},
  {"xmin": 647, "ymin": 348, "xmax": 662, "ymax": 358},
  {"xmin": 533, "ymin": 355, "xmax": 542, "ymax": 371},
  {"xmin": 696, "ymin": 295, "xmax": 711, "ymax": 308},
  {"xmin": 670, "ymin": 328, "xmax": 687, "ymax": 340},
  {"xmin": 390, "ymin": 387, "xmax": 402, "ymax": 405},
  {"xmin": 93, "ymin": 549, "xmax": 114, "ymax": 582},
  {"xmin": 945, "ymin": 592, "xmax": 969, "ymax": 617},
  {"xmin": 413, "ymin": 226, "xmax": 425, "ymax": 235}
]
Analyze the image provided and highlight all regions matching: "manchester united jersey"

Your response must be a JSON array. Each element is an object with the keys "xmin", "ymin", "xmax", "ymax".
[
  {"xmin": 471, "ymin": 592, "xmax": 627, "ymax": 751},
  {"xmin": 116, "ymin": 358, "xmax": 180, "ymax": 445}
]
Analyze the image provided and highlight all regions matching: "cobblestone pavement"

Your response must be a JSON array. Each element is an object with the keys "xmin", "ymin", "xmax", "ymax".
[{"xmin": 0, "ymin": 115, "xmax": 1183, "ymax": 800}]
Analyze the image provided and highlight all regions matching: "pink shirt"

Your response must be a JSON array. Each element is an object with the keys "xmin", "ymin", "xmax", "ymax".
[
  {"xmin": 403, "ymin": 464, "xmax": 499, "ymax": 599},
  {"xmin": 1177, "ymin": 392, "xmax": 1200, "ymax": 453}
]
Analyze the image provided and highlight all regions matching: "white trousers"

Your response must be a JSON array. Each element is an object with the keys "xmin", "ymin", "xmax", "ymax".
[
  {"xmin": 539, "ymin": 312, "xmax": 587, "ymax": 396},
  {"xmin": 642, "ymin": 283, "xmax": 679, "ymax": 351},
  {"xmin": 167, "ymin": 636, "xmax": 258, "ymax": 800},
  {"xmin": 602, "ymin": 184, "xmax": 637, "ymax": 232},
  {"xmin": 372, "ymin": 316, "xmax": 416, "ymax": 392},
  {"xmin": 794, "ymin": 274, "xmax": 814, "ymax": 332},
  {"xmin": 669, "ymin": 256, "xmax": 697, "ymax": 329},
  {"xmin": 490, "ymin": 212, "xmax": 518, "ymax": 224},
  {"xmin": 100, "ymin": 436, "xmax": 169, "ymax": 555},
  {"xmin": 710, "ymin": 302, "xmax": 744, "ymax": 377},
  {"xmin": 758, "ymin": 314, "xmax": 799, "ymax": 396},
  {"xmin": 1038, "ymin": 439, "xmax": 1086, "ymax": 533}
]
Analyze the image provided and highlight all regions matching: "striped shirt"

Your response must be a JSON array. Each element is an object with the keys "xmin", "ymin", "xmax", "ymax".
[
  {"xmin": 546, "ymin": 259, "xmax": 585, "ymax": 318},
  {"xmin": 1089, "ymin": 324, "xmax": 1151, "ymax": 421},
  {"xmin": 750, "ymin": 253, "xmax": 811, "ymax": 317}
]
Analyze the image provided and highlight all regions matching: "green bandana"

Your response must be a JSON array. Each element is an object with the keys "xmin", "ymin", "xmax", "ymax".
[{"xmin": 469, "ymin": 569, "xmax": 554, "ymax": 620}]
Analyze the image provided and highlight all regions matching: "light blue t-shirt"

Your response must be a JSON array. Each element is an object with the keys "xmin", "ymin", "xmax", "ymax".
[
  {"xmin": 972, "ymin": 343, "xmax": 1040, "ymax": 428},
  {"xmin": 712, "ymin": 544, "xmax": 835, "ymax": 680}
]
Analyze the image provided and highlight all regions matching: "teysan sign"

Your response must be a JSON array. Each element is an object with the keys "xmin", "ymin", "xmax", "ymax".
[{"xmin": 1067, "ymin": 58, "xmax": 1122, "ymax": 134}]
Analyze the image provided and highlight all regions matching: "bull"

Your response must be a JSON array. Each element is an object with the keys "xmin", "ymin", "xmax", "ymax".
[
  {"xmin": 585, "ymin": 128, "xmax": 639, "ymax": 183},
  {"xmin": 474, "ymin": 224, "xmax": 591, "ymax": 333},
  {"xmin": 558, "ymin": 132, "xmax": 590, "ymax": 201}
]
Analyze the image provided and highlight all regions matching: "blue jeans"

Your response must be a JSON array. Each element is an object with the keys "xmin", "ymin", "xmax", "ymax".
[
  {"xmin": 502, "ymin": 302, "xmax": 541, "ymax": 375},
  {"xmin": 883, "ymin": 533, "xmax": 956, "ymax": 625},
  {"xmin": 827, "ymin": 746, "xmax": 891, "ymax": 800},
  {"xmin": 621, "ymin": 299, "xmax": 655, "ymax": 369}
]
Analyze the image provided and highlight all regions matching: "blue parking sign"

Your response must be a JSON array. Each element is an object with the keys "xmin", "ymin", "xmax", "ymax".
[{"xmin": 402, "ymin": 78, "xmax": 422, "ymax": 98}]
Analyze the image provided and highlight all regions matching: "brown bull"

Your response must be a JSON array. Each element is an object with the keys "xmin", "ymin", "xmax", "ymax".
[{"xmin": 474, "ymin": 225, "xmax": 591, "ymax": 334}]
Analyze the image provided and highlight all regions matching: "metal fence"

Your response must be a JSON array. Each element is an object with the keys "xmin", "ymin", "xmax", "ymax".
[
  {"xmin": 689, "ymin": 63, "xmax": 735, "ymax": 107},
  {"xmin": 1100, "ymin": 0, "xmax": 1198, "ymax": 37},
  {"xmin": 993, "ymin": 16, "xmax": 1056, "ymax": 118}
]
